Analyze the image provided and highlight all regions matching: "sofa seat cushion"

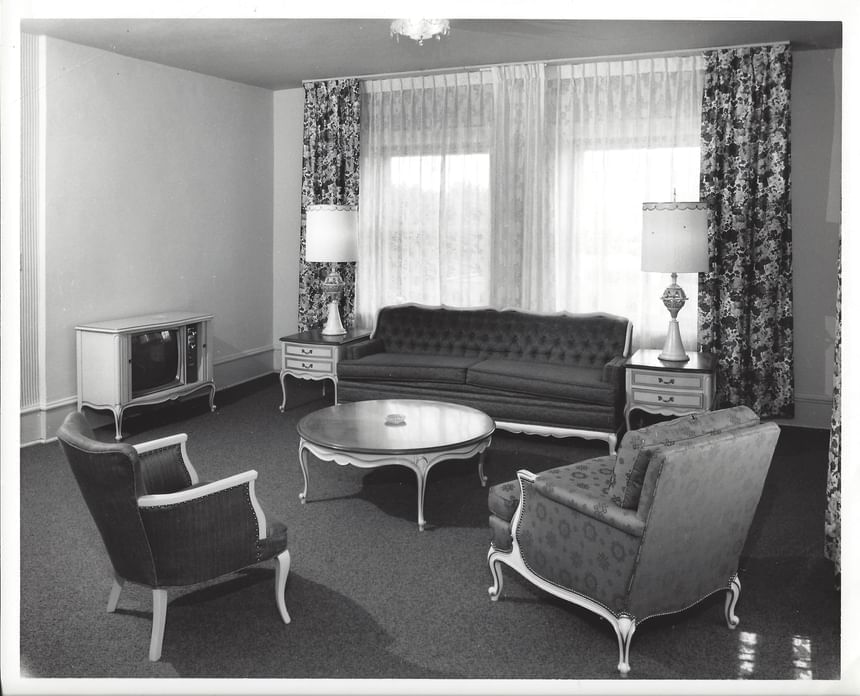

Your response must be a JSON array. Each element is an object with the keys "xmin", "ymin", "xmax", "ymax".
[
  {"xmin": 337, "ymin": 353, "xmax": 480, "ymax": 384},
  {"xmin": 466, "ymin": 359, "xmax": 615, "ymax": 405},
  {"xmin": 609, "ymin": 406, "xmax": 760, "ymax": 510}
]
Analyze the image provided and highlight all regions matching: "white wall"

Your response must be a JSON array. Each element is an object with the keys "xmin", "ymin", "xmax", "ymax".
[
  {"xmin": 19, "ymin": 40, "xmax": 841, "ymax": 441},
  {"xmin": 272, "ymin": 88, "xmax": 305, "ymax": 356},
  {"xmin": 789, "ymin": 48, "xmax": 841, "ymax": 427},
  {"xmin": 31, "ymin": 37, "xmax": 276, "ymax": 439}
]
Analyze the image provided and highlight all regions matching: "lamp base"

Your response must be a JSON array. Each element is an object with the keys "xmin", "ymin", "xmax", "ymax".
[
  {"xmin": 321, "ymin": 299, "xmax": 346, "ymax": 336},
  {"xmin": 658, "ymin": 319, "xmax": 689, "ymax": 362}
]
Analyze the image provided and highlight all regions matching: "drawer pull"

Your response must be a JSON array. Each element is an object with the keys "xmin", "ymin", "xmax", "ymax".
[
  {"xmin": 657, "ymin": 395, "xmax": 675, "ymax": 403},
  {"xmin": 301, "ymin": 348, "xmax": 313, "ymax": 355},
  {"xmin": 658, "ymin": 377, "xmax": 675, "ymax": 385},
  {"xmin": 301, "ymin": 362, "xmax": 313, "ymax": 369}
]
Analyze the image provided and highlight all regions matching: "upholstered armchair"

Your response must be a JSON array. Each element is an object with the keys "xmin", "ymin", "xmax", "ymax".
[
  {"xmin": 57, "ymin": 411, "xmax": 291, "ymax": 661},
  {"xmin": 487, "ymin": 406, "xmax": 780, "ymax": 674}
]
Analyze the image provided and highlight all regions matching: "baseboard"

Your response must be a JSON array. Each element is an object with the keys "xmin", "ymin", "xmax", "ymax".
[
  {"xmin": 20, "ymin": 345, "xmax": 279, "ymax": 447},
  {"xmin": 774, "ymin": 392, "xmax": 834, "ymax": 430}
]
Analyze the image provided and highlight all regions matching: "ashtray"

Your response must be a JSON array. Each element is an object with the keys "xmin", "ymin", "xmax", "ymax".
[{"xmin": 385, "ymin": 413, "xmax": 406, "ymax": 426}]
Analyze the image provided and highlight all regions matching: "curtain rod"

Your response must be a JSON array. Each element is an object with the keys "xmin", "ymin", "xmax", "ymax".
[{"xmin": 302, "ymin": 39, "xmax": 790, "ymax": 85}]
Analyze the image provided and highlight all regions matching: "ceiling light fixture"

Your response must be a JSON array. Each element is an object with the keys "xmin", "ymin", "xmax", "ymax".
[{"xmin": 390, "ymin": 19, "xmax": 450, "ymax": 46}]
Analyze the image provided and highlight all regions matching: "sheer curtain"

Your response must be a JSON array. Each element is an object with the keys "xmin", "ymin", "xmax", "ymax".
[
  {"xmin": 489, "ymin": 63, "xmax": 554, "ymax": 312},
  {"xmin": 356, "ymin": 72, "xmax": 494, "ymax": 327},
  {"xmin": 547, "ymin": 56, "xmax": 704, "ymax": 349},
  {"xmin": 358, "ymin": 56, "xmax": 705, "ymax": 345}
]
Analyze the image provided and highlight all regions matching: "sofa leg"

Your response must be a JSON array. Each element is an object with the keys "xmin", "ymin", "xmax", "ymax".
[
  {"xmin": 613, "ymin": 614, "xmax": 636, "ymax": 675},
  {"xmin": 725, "ymin": 574, "xmax": 741, "ymax": 629},
  {"xmin": 487, "ymin": 546, "xmax": 505, "ymax": 601}
]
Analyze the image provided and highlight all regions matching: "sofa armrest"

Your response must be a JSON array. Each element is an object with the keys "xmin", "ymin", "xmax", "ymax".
[
  {"xmin": 341, "ymin": 337, "xmax": 385, "ymax": 361},
  {"xmin": 602, "ymin": 355, "xmax": 627, "ymax": 384}
]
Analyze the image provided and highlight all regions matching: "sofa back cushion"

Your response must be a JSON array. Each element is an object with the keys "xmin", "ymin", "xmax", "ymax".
[
  {"xmin": 609, "ymin": 406, "xmax": 760, "ymax": 509},
  {"xmin": 372, "ymin": 304, "xmax": 630, "ymax": 368}
]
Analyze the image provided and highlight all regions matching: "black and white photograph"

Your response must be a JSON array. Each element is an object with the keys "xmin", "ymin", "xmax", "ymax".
[{"xmin": 0, "ymin": 1, "xmax": 853, "ymax": 694}]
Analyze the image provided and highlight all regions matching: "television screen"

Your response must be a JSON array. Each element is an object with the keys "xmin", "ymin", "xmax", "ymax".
[{"xmin": 131, "ymin": 329, "xmax": 180, "ymax": 397}]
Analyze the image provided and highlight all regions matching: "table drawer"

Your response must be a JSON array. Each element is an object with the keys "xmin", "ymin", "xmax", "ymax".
[
  {"xmin": 285, "ymin": 358, "xmax": 333, "ymax": 374},
  {"xmin": 630, "ymin": 369, "xmax": 704, "ymax": 390},
  {"xmin": 285, "ymin": 343, "xmax": 333, "ymax": 359},
  {"xmin": 630, "ymin": 389, "xmax": 705, "ymax": 409}
]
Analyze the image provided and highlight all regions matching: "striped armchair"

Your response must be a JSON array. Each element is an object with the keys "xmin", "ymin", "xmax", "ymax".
[
  {"xmin": 57, "ymin": 411, "xmax": 291, "ymax": 661},
  {"xmin": 487, "ymin": 406, "xmax": 780, "ymax": 674}
]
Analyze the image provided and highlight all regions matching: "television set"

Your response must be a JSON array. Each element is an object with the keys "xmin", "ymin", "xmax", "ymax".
[{"xmin": 76, "ymin": 312, "xmax": 216, "ymax": 440}]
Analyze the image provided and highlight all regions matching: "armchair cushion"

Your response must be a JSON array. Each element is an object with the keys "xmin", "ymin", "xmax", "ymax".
[
  {"xmin": 488, "ymin": 479, "xmax": 521, "ymax": 521},
  {"xmin": 258, "ymin": 520, "xmax": 289, "ymax": 562},
  {"xmin": 609, "ymin": 406, "xmax": 760, "ymax": 509}
]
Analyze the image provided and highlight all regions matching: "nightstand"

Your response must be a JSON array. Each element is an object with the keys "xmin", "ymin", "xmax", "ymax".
[
  {"xmin": 624, "ymin": 349, "xmax": 716, "ymax": 430},
  {"xmin": 278, "ymin": 328, "xmax": 371, "ymax": 411}
]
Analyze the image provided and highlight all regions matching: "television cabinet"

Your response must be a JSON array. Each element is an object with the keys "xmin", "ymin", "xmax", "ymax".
[{"xmin": 76, "ymin": 311, "xmax": 216, "ymax": 440}]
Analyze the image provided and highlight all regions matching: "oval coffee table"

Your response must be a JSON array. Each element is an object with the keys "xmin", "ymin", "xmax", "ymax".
[{"xmin": 297, "ymin": 399, "xmax": 495, "ymax": 530}]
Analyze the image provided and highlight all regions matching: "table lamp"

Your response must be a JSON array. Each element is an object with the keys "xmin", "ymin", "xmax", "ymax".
[
  {"xmin": 305, "ymin": 204, "xmax": 358, "ymax": 336},
  {"xmin": 641, "ymin": 200, "xmax": 709, "ymax": 362}
]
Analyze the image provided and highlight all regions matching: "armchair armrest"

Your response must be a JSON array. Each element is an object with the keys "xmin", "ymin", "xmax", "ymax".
[
  {"xmin": 138, "ymin": 470, "xmax": 266, "ymax": 539},
  {"xmin": 341, "ymin": 337, "xmax": 385, "ymax": 361},
  {"xmin": 133, "ymin": 433, "xmax": 199, "ymax": 493},
  {"xmin": 137, "ymin": 470, "xmax": 272, "ymax": 585}
]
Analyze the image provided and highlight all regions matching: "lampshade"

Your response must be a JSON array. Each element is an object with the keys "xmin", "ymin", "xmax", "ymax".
[
  {"xmin": 305, "ymin": 205, "xmax": 358, "ymax": 263},
  {"xmin": 641, "ymin": 201, "xmax": 709, "ymax": 273}
]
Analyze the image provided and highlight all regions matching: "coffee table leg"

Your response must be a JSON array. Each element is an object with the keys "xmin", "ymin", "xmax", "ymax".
[
  {"xmin": 478, "ymin": 451, "xmax": 488, "ymax": 487},
  {"xmin": 298, "ymin": 441, "xmax": 310, "ymax": 503},
  {"xmin": 414, "ymin": 456, "xmax": 429, "ymax": 531}
]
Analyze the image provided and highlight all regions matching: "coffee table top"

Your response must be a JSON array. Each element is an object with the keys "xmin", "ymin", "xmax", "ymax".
[{"xmin": 297, "ymin": 399, "xmax": 495, "ymax": 455}]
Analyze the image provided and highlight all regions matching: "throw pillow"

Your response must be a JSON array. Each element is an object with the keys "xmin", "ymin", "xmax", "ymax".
[{"xmin": 609, "ymin": 406, "xmax": 759, "ymax": 509}]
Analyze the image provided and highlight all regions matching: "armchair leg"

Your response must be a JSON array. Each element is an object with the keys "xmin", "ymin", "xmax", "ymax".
[
  {"xmin": 486, "ymin": 546, "xmax": 505, "ymax": 601},
  {"xmin": 275, "ymin": 549, "xmax": 291, "ymax": 624},
  {"xmin": 725, "ymin": 574, "xmax": 741, "ymax": 629},
  {"xmin": 106, "ymin": 574, "xmax": 124, "ymax": 613},
  {"xmin": 149, "ymin": 589, "xmax": 168, "ymax": 661},
  {"xmin": 613, "ymin": 615, "xmax": 636, "ymax": 675}
]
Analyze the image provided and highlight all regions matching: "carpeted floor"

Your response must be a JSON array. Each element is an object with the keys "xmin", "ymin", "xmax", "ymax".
[{"xmin": 17, "ymin": 375, "xmax": 840, "ymax": 686}]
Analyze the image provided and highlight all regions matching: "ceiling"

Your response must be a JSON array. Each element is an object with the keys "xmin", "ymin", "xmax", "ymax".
[{"xmin": 20, "ymin": 18, "xmax": 843, "ymax": 91}]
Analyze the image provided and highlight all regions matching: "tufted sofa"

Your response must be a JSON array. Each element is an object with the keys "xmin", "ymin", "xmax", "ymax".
[
  {"xmin": 337, "ymin": 304, "xmax": 633, "ymax": 449},
  {"xmin": 485, "ymin": 406, "xmax": 781, "ymax": 674}
]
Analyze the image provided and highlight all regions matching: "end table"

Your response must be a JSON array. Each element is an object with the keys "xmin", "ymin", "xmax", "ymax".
[
  {"xmin": 624, "ymin": 349, "xmax": 716, "ymax": 430},
  {"xmin": 279, "ymin": 328, "xmax": 371, "ymax": 411}
]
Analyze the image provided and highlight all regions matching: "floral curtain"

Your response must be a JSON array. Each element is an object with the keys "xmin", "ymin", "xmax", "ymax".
[
  {"xmin": 299, "ymin": 79, "xmax": 361, "ymax": 331},
  {"xmin": 825, "ymin": 237, "xmax": 841, "ymax": 577},
  {"xmin": 698, "ymin": 45, "xmax": 794, "ymax": 417}
]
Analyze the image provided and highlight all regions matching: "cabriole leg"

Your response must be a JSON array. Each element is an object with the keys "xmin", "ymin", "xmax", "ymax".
[
  {"xmin": 613, "ymin": 615, "xmax": 636, "ymax": 675},
  {"xmin": 149, "ymin": 588, "xmax": 168, "ymax": 661},
  {"xmin": 487, "ymin": 547, "xmax": 505, "ymax": 601},
  {"xmin": 725, "ymin": 574, "xmax": 741, "ymax": 629},
  {"xmin": 275, "ymin": 549, "xmax": 292, "ymax": 624},
  {"xmin": 298, "ymin": 443, "xmax": 310, "ymax": 503},
  {"xmin": 477, "ymin": 451, "xmax": 488, "ymax": 487}
]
